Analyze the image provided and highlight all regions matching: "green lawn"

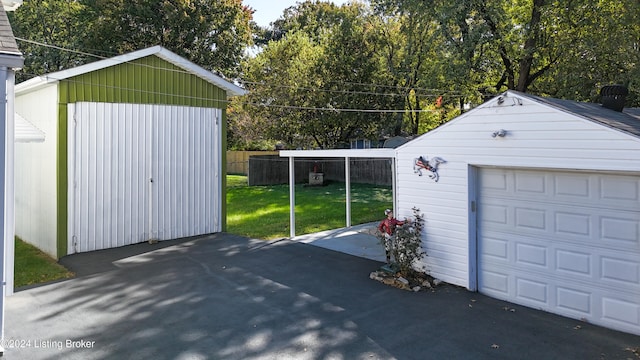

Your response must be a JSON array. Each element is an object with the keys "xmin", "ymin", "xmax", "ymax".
[
  {"xmin": 226, "ymin": 175, "xmax": 392, "ymax": 239},
  {"xmin": 15, "ymin": 237, "xmax": 74, "ymax": 288}
]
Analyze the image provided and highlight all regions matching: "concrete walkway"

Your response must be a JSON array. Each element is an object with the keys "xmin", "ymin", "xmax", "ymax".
[
  {"xmin": 4, "ymin": 231, "xmax": 640, "ymax": 359},
  {"xmin": 293, "ymin": 222, "xmax": 385, "ymax": 262}
]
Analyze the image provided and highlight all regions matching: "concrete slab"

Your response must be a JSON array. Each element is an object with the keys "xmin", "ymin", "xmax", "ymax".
[
  {"xmin": 5, "ymin": 232, "xmax": 640, "ymax": 359},
  {"xmin": 293, "ymin": 222, "xmax": 385, "ymax": 262}
]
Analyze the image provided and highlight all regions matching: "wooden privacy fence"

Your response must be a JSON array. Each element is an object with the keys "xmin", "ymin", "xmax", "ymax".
[
  {"xmin": 248, "ymin": 155, "xmax": 393, "ymax": 186},
  {"xmin": 227, "ymin": 151, "xmax": 279, "ymax": 175}
]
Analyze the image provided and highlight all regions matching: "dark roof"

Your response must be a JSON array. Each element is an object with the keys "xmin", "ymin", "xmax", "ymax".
[
  {"xmin": 0, "ymin": 6, "xmax": 20, "ymax": 56},
  {"xmin": 514, "ymin": 91, "xmax": 640, "ymax": 138}
]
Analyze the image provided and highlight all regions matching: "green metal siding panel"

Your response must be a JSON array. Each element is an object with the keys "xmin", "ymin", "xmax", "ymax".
[
  {"xmin": 56, "ymin": 102, "xmax": 68, "ymax": 258},
  {"xmin": 59, "ymin": 56, "xmax": 226, "ymax": 107},
  {"xmin": 56, "ymin": 55, "xmax": 229, "ymax": 257},
  {"xmin": 220, "ymin": 109, "xmax": 227, "ymax": 231}
]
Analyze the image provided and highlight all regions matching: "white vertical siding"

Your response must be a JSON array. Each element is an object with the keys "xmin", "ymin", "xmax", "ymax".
[
  {"xmin": 69, "ymin": 102, "xmax": 221, "ymax": 254},
  {"xmin": 14, "ymin": 84, "xmax": 58, "ymax": 258},
  {"xmin": 396, "ymin": 94, "xmax": 640, "ymax": 289},
  {"xmin": 70, "ymin": 102, "xmax": 151, "ymax": 253},
  {"xmin": 151, "ymin": 106, "xmax": 220, "ymax": 240}
]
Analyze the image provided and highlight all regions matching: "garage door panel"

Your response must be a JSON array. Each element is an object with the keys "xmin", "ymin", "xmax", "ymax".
[
  {"xmin": 600, "ymin": 256, "xmax": 640, "ymax": 285},
  {"xmin": 482, "ymin": 169, "xmax": 640, "ymax": 211},
  {"xmin": 600, "ymin": 176, "xmax": 640, "ymax": 202},
  {"xmin": 555, "ymin": 212, "xmax": 591, "ymax": 236},
  {"xmin": 483, "ymin": 200, "xmax": 640, "ymax": 249},
  {"xmin": 515, "ymin": 243, "xmax": 547, "ymax": 267},
  {"xmin": 480, "ymin": 270, "xmax": 510, "ymax": 295},
  {"xmin": 151, "ymin": 106, "xmax": 219, "ymax": 240},
  {"xmin": 516, "ymin": 277, "xmax": 548, "ymax": 304},
  {"xmin": 556, "ymin": 286, "xmax": 591, "ymax": 314},
  {"xmin": 555, "ymin": 174, "xmax": 590, "ymax": 198},
  {"xmin": 481, "ymin": 236, "xmax": 509, "ymax": 260},
  {"xmin": 514, "ymin": 206, "xmax": 546, "ymax": 230},
  {"xmin": 71, "ymin": 103, "xmax": 151, "ymax": 253},
  {"xmin": 600, "ymin": 215, "xmax": 640, "ymax": 245},
  {"xmin": 514, "ymin": 172, "xmax": 546, "ymax": 194},
  {"xmin": 556, "ymin": 249, "xmax": 591, "ymax": 276},
  {"xmin": 602, "ymin": 297, "xmax": 640, "ymax": 327},
  {"xmin": 70, "ymin": 103, "xmax": 220, "ymax": 254},
  {"xmin": 478, "ymin": 167, "xmax": 640, "ymax": 335}
]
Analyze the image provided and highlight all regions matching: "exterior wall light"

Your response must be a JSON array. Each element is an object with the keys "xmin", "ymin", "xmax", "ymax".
[{"xmin": 492, "ymin": 129, "xmax": 507, "ymax": 138}]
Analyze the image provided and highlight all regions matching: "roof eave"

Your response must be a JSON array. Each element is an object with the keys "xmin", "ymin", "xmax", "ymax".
[
  {"xmin": 15, "ymin": 45, "xmax": 247, "ymax": 97},
  {"xmin": 0, "ymin": 52, "xmax": 23, "ymax": 69}
]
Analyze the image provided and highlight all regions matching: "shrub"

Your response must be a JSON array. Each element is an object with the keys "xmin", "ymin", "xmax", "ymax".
[{"xmin": 377, "ymin": 207, "xmax": 427, "ymax": 276}]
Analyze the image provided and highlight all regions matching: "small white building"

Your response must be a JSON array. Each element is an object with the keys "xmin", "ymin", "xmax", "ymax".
[
  {"xmin": 15, "ymin": 46, "xmax": 245, "ymax": 259},
  {"xmin": 395, "ymin": 90, "xmax": 640, "ymax": 335}
]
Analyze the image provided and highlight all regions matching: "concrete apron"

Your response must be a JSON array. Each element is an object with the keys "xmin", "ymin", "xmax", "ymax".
[{"xmin": 292, "ymin": 222, "xmax": 385, "ymax": 263}]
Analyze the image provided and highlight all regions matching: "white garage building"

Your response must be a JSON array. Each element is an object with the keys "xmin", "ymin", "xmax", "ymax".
[
  {"xmin": 395, "ymin": 90, "xmax": 640, "ymax": 335},
  {"xmin": 15, "ymin": 46, "xmax": 245, "ymax": 259}
]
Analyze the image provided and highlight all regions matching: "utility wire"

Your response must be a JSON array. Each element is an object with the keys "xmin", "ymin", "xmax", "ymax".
[
  {"xmin": 18, "ymin": 73, "xmax": 439, "ymax": 113},
  {"xmin": 17, "ymin": 37, "xmax": 465, "ymax": 99},
  {"xmin": 15, "ymin": 39, "xmax": 454, "ymax": 113},
  {"xmin": 15, "ymin": 37, "xmax": 107, "ymax": 60}
]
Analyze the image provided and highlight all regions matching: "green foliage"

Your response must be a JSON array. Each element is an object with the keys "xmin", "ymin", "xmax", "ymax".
[
  {"xmin": 15, "ymin": 237, "xmax": 74, "ymax": 288},
  {"xmin": 12, "ymin": 0, "xmax": 640, "ymax": 147},
  {"xmin": 377, "ymin": 207, "xmax": 426, "ymax": 276},
  {"xmin": 242, "ymin": 2, "xmax": 397, "ymax": 149},
  {"xmin": 11, "ymin": 0, "xmax": 253, "ymax": 80},
  {"xmin": 9, "ymin": 0, "xmax": 89, "ymax": 82},
  {"xmin": 81, "ymin": 0, "xmax": 253, "ymax": 78}
]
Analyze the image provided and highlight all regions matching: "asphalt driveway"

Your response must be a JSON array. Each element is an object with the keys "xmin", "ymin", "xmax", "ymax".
[{"xmin": 4, "ymin": 232, "xmax": 640, "ymax": 359}]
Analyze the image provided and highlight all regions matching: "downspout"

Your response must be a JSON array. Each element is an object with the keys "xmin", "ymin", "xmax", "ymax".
[
  {"xmin": 4, "ymin": 70, "xmax": 13, "ymax": 296},
  {"xmin": 0, "ymin": 66, "xmax": 7, "ymax": 354}
]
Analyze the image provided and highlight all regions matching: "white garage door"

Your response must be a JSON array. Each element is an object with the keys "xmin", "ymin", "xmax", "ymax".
[
  {"xmin": 68, "ymin": 102, "xmax": 222, "ymax": 254},
  {"xmin": 478, "ymin": 167, "xmax": 640, "ymax": 335}
]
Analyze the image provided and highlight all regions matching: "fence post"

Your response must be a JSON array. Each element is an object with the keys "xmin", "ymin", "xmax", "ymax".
[
  {"xmin": 289, "ymin": 156, "xmax": 296, "ymax": 238},
  {"xmin": 345, "ymin": 157, "xmax": 351, "ymax": 227}
]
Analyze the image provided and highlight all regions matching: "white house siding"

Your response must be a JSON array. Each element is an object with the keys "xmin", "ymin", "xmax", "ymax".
[
  {"xmin": 14, "ymin": 84, "xmax": 58, "ymax": 257},
  {"xmin": 395, "ymin": 93, "xmax": 640, "ymax": 290}
]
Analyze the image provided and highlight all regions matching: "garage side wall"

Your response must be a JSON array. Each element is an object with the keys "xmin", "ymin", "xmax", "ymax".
[
  {"xmin": 15, "ymin": 84, "xmax": 59, "ymax": 257},
  {"xmin": 396, "ymin": 95, "xmax": 640, "ymax": 289},
  {"xmin": 56, "ymin": 55, "xmax": 228, "ymax": 257}
]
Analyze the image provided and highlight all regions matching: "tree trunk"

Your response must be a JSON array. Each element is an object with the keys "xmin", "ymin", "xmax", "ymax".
[{"xmin": 516, "ymin": 0, "xmax": 545, "ymax": 92}]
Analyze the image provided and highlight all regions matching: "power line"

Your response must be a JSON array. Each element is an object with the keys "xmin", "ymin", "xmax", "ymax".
[
  {"xmin": 14, "ymin": 39, "xmax": 455, "ymax": 113},
  {"xmin": 15, "ymin": 37, "xmax": 107, "ymax": 60},
  {"xmin": 18, "ymin": 72, "xmax": 440, "ymax": 113},
  {"xmin": 16, "ymin": 37, "xmax": 466, "ymax": 100},
  {"xmin": 238, "ymin": 79, "xmax": 464, "ymax": 98}
]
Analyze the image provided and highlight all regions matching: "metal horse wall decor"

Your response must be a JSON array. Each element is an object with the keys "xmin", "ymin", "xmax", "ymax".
[{"xmin": 413, "ymin": 156, "xmax": 446, "ymax": 182}]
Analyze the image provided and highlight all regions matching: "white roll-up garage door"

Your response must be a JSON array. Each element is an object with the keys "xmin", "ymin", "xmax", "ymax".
[
  {"xmin": 477, "ymin": 167, "xmax": 640, "ymax": 335},
  {"xmin": 68, "ymin": 102, "xmax": 222, "ymax": 254}
]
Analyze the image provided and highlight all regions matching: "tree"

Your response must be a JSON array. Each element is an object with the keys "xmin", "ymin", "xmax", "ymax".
[
  {"xmin": 421, "ymin": 0, "xmax": 640, "ymax": 104},
  {"xmin": 240, "ymin": 32, "xmax": 323, "ymax": 148},
  {"xmin": 11, "ymin": 0, "xmax": 253, "ymax": 80},
  {"xmin": 81, "ymin": 0, "xmax": 253, "ymax": 78},
  {"xmin": 238, "ymin": 1, "xmax": 396, "ymax": 149},
  {"xmin": 532, "ymin": 0, "xmax": 640, "ymax": 105},
  {"xmin": 9, "ymin": 0, "xmax": 90, "ymax": 82},
  {"xmin": 372, "ymin": 0, "xmax": 458, "ymax": 136},
  {"xmin": 263, "ymin": 0, "xmax": 346, "ymax": 43}
]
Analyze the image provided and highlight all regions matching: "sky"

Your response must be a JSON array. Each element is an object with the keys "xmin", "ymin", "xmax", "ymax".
[{"xmin": 243, "ymin": 0, "xmax": 352, "ymax": 28}]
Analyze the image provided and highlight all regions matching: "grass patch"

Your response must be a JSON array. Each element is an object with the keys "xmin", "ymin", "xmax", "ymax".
[
  {"xmin": 15, "ymin": 237, "xmax": 74, "ymax": 288},
  {"xmin": 227, "ymin": 175, "xmax": 392, "ymax": 239}
]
